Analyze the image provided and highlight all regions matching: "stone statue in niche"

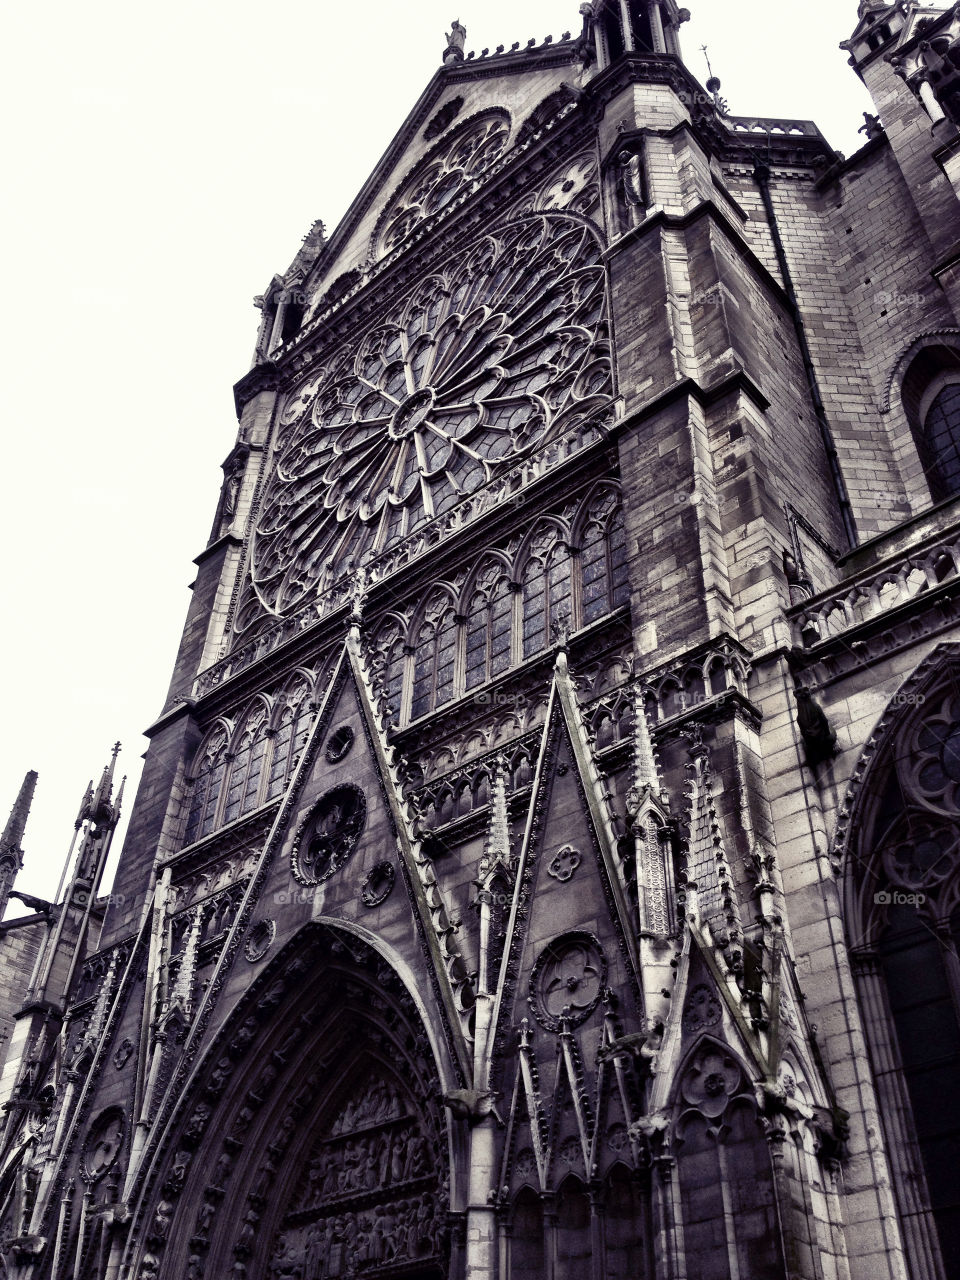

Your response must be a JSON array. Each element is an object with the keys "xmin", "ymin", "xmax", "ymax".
[{"xmin": 616, "ymin": 143, "xmax": 647, "ymax": 231}]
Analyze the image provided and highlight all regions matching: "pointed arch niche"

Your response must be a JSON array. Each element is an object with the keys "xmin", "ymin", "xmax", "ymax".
[
  {"xmin": 839, "ymin": 646, "xmax": 960, "ymax": 1279},
  {"xmin": 671, "ymin": 1039, "xmax": 783, "ymax": 1280},
  {"xmin": 127, "ymin": 925, "xmax": 454, "ymax": 1280}
]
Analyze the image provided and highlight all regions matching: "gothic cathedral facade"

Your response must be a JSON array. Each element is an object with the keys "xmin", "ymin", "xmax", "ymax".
[{"xmin": 2, "ymin": 2, "xmax": 960, "ymax": 1278}]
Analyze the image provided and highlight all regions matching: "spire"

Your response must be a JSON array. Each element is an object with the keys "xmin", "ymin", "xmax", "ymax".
[
  {"xmin": 629, "ymin": 682, "xmax": 665, "ymax": 803},
  {"xmin": 0, "ymin": 771, "xmax": 37, "ymax": 919},
  {"xmin": 0, "ymin": 772, "xmax": 37, "ymax": 868},
  {"xmin": 166, "ymin": 909, "xmax": 203, "ymax": 1023},
  {"xmin": 81, "ymin": 742, "xmax": 122, "ymax": 834},
  {"xmin": 73, "ymin": 746, "xmax": 124, "ymax": 889},
  {"xmin": 482, "ymin": 757, "xmax": 512, "ymax": 876}
]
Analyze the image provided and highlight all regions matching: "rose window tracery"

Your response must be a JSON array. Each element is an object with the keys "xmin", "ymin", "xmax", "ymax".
[
  {"xmin": 244, "ymin": 213, "xmax": 611, "ymax": 626},
  {"xmin": 377, "ymin": 114, "xmax": 509, "ymax": 257},
  {"xmin": 293, "ymin": 785, "xmax": 367, "ymax": 885},
  {"xmin": 530, "ymin": 932, "xmax": 607, "ymax": 1031},
  {"xmin": 907, "ymin": 697, "xmax": 960, "ymax": 812},
  {"xmin": 880, "ymin": 817, "xmax": 960, "ymax": 892}
]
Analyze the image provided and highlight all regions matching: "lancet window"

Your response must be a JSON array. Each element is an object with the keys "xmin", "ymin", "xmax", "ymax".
[
  {"xmin": 411, "ymin": 592, "xmax": 459, "ymax": 720},
  {"xmin": 372, "ymin": 490, "xmax": 629, "ymax": 727},
  {"xmin": 222, "ymin": 703, "xmax": 269, "ymax": 824},
  {"xmin": 182, "ymin": 662, "xmax": 330, "ymax": 847},
  {"xmin": 266, "ymin": 676, "xmax": 314, "ymax": 801}
]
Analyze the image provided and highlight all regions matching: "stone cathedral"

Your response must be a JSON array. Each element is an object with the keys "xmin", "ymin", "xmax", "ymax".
[{"xmin": 2, "ymin": 1, "xmax": 960, "ymax": 1277}]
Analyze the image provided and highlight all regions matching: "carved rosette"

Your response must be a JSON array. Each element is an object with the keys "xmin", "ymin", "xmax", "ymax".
[
  {"xmin": 291, "ymin": 785, "xmax": 367, "ymax": 885},
  {"xmin": 529, "ymin": 931, "xmax": 608, "ymax": 1032}
]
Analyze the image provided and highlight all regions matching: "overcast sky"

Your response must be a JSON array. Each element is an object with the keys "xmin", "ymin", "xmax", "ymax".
[{"xmin": 0, "ymin": 1, "xmax": 874, "ymax": 908}]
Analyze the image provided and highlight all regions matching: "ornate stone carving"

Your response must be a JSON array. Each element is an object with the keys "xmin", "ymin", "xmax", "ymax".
[
  {"xmin": 546, "ymin": 844, "xmax": 582, "ymax": 883},
  {"xmin": 325, "ymin": 725, "xmax": 355, "ymax": 764},
  {"xmin": 681, "ymin": 984, "xmax": 722, "ymax": 1034},
  {"xmin": 424, "ymin": 96, "xmax": 464, "ymax": 140},
  {"xmin": 266, "ymin": 1069, "xmax": 445, "ymax": 1278},
  {"xmin": 529, "ymin": 932, "xmax": 607, "ymax": 1032},
  {"xmin": 113, "ymin": 1038, "xmax": 135, "ymax": 1070},
  {"xmin": 243, "ymin": 212, "xmax": 611, "ymax": 626},
  {"xmin": 377, "ymin": 112, "xmax": 507, "ymax": 256},
  {"xmin": 244, "ymin": 919, "xmax": 277, "ymax": 963},
  {"xmin": 82, "ymin": 1108, "xmax": 125, "ymax": 1183},
  {"xmin": 360, "ymin": 862, "xmax": 396, "ymax": 908},
  {"xmin": 292, "ymin": 786, "xmax": 367, "ymax": 885}
]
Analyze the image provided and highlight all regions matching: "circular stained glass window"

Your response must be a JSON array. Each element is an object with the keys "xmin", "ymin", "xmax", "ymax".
[{"xmin": 243, "ymin": 213, "xmax": 611, "ymax": 626}]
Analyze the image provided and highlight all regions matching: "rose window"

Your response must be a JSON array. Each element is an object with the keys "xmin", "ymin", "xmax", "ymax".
[
  {"xmin": 245, "ymin": 213, "xmax": 611, "ymax": 624},
  {"xmin": 377, "ymin": 114, "xmax": 509, "ymax": 257},
  {"xmin": 880, "ymin": 817, "xmax": 960, "ymax": 892},
  {"xmin": 908, "ymin": 697, "xmax": 960, "ymax": 812},
  {"xmin": 530, "ymin": 932, "xmax": 608, "ymax": 1031},
  {"xmin": 293, "ymin": 785, "xmax": 367, "ymax": 885}
]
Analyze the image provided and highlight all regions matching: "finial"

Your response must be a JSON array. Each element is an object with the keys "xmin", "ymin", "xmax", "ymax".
[
  {"xmin": 630, "ymin": 684, "xmax": 663, "ymax": 799},
  {"xmin": 699, "ymin": 45, "xmax": 728, "ymax": 115},
  {"xmin": 73, "ymin": 746, "xmax": 123, "ymax": 838},
  {"xmin": 0, "ymin": 771, "xmax": 37, "ymax": 863},
  {"xmin": 483, "ymin": 756, "xmax": 512, "ymax": 869}
]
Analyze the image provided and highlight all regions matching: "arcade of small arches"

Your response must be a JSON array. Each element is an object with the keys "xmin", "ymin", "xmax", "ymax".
[
  {"xmin": 183, "ymin": 490, "xmax": 627, "ymax": 848},
  {"xmin": 370, "ymin": 491, "xmax": 628, "ymax": 727},
  {"xmin": 182, "ymin": 658, "xmax": 337, "ymax": 846}
]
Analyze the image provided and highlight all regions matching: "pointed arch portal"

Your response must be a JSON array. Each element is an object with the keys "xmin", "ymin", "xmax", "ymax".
[{"xmin": 132, "ymin": 924, "xmax": 452, "ymax": 1280}]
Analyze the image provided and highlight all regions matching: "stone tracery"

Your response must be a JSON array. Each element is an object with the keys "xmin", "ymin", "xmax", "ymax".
[
  {"xmin": 376, "ymin": 113, "xmax": 510, "ymax": 258},
  {"xmin": 244, "ymin": 212, "xmax": 611, "ymax": 626}
]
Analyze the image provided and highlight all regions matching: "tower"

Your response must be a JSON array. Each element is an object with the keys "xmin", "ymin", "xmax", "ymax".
[{"xmin": 1, "ymin": 3, "xmax": 960, "ymax": 1279}]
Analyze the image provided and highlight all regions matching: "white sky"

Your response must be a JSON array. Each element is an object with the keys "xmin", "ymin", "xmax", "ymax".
[{"xmin": 0, "ymin": 0, "xmax": 873, "ymax": 908}]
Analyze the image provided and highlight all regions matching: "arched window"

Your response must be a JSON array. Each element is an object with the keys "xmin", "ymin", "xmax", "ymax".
[
  {"xmin": 465, "ymin": 564, "xmax": 514, "ymax": 690},
  {"xmin": 411, "ymin": 593, "xmax": 458, "ymax": 720},
  {"xmin": 368, "ymin": 620, "xmax": 409, "ymax": 728},
  {"xmin": 223, "ymin": 706, "xmax": 269, "ymax": 825},
  {"xmin": 267, "ymin": 678, "xmax": 314, "ymax": 801},
  {"xmin": 183, "ymin": 726, "xmax": 230, "ymax": 845},
  {"xmin": 521, "ymin": 529, "xmax": 571, "ymax": 660},
  {"xmin": 900, "ymin": 345, "xmax": 960, "ymax": 503},
  {"xmin": 845, "ymin": 675, "xmax": 960, "ymax": 1272},
  {"xmin": 580, "ymin": 501, "xmax": 630, "ymax": 625},
  {"xmin": 923, "ymin": 380, "xmax": 960, "ymax": 499}
]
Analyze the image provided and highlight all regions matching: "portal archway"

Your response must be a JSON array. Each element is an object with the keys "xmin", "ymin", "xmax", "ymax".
[{"xmin": 131, "ymin": 924, "xmax": 453, "ymax": 1280}]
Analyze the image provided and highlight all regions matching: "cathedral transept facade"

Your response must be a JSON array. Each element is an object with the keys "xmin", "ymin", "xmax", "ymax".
[{"xmin": 2, "ymin": 2, "xmax": 960, "ymax": 1277}]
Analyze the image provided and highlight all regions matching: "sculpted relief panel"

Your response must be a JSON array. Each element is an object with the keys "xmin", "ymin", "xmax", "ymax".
[{"xmin": 268, "ymin": 1069, "xmax": 445, "ymax": 1279}]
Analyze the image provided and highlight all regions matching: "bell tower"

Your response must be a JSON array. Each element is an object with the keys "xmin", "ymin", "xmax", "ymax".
[{"xmin": 579, "ymin": 0, "xmax": 689, "ymax": 67}]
